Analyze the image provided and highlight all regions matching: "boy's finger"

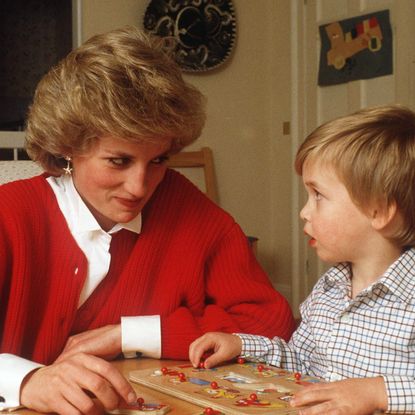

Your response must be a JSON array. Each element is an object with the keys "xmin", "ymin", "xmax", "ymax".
[
  {"xmin": 189, "ymin": 335, "xmax": 216, "ymax": 367},
  {"xmin": 204, "ymin": 350, "xmax": 227, "ymax": 369},
  {"xmin": 189, "ymin": 338, "xmax": 206, "ymax": 367}
]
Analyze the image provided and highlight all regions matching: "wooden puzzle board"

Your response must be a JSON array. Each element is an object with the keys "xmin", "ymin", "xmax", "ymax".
[{"xmin": 129, "ymin": 362, "xmax": 322, "ymax": 415}]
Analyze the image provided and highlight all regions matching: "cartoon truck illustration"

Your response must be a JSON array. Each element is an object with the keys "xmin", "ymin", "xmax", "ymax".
[{"xmin": 325, "ymin": 16, "xmax": 383, "ymax": 70}]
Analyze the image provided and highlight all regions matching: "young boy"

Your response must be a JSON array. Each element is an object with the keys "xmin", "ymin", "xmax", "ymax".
[{"xmin": 189, "ymin": 105, "xmax": 415, "ymax": 415}]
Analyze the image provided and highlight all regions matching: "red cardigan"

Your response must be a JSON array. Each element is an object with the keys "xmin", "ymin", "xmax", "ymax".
[{"xmin": 0, "ymin": 170, "xmax": 295, "ymax": 364}]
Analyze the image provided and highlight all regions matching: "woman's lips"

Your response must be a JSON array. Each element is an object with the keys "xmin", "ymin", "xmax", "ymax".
[{"xmin": 116, "ymin": 197, "xmax": 141, "ymax": 209}]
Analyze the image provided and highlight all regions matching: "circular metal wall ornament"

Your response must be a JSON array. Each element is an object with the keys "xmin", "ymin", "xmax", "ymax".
[{"xmin": 144, "ymin": 0, "xmax": 237, "ymax": 72}]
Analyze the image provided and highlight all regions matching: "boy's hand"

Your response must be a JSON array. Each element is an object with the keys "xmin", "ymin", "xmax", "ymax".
[
  {"xmin": 189, "ymin": 332, "xmax": 242, "ymax": 369},
  {"xmin": 290, "ymin": 376, "xmax": 388, "ymax": 415}
]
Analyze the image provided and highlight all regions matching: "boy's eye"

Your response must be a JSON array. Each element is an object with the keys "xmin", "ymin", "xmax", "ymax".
[
  {"xmin": 151, "ymin": 155, "xmax": 169, "ymax": 165},
  {"xmin": 314, "ymin": 190, "xmax": 322, "ymax": 201}
]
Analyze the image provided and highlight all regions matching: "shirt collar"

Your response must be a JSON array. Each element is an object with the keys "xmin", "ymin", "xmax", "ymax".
[
  {"xmin": 323, "ymin": 248, "xmax": 415, "ymax": 304},
  {"xmin": 375, "ymin": 248, "xmax": 415, "ymax": 304},
  {"xmin": 108, "ymin": 214, "xmax": 142, "ymax": 235},
  {"xmin": 322, "ymin": 262, "xmax": 351, "ymax": 292},
  {"xmin": 48, "ymin": 175, "xmax": 142, "ymax": 236}
]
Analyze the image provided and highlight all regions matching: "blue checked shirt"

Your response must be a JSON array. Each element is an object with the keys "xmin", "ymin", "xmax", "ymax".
[{"xmin": 238, "ymin": 248, "xmax": 415, "ymax": 413}]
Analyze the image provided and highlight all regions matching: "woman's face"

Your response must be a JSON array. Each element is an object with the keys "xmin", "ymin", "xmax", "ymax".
[{"xmin": 71, "ymin": 135, "xmax": 171, "ymax": 231}]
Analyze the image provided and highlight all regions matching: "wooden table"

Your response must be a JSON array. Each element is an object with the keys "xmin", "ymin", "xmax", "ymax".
[{"xmin": 14, "ymin": 359, "xmax": 392, "ymax": 415}]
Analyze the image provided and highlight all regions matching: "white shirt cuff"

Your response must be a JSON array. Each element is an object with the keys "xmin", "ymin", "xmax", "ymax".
[
  {"xmin": 121, "ymin": 315, "xmax": 161, "ymax": 359},
  {"xmin": 0, "ymin": 354, "xmax": 43, "ymax": 411}
]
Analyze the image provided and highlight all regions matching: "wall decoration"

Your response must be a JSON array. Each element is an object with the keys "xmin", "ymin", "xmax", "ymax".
[
  {"xmin": 143, "ymin": 0, "xmax": 236, "ymax": 72},
  {"xmin": 318, "ymin": 9, "xmax": 392, "ymax": 86}
]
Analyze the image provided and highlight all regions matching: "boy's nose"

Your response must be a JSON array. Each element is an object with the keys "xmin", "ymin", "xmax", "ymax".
[{"xmin": 300, "ymin": 205, "xmax": 309, "ymax": 222}]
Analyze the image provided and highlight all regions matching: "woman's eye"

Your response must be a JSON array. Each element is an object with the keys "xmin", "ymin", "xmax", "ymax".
[
  {"xmin": 109, "ymin": 158, "xmax": 130, "ymax": 166},
  {"xmin": 151, "ymin": 155, "xmax": 169, "ymax": 165}
]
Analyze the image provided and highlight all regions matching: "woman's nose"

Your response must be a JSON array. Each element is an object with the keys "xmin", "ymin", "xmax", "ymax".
[{"xmin": 124, "ymin": 167, "xmax": 147, "ymax": 197}]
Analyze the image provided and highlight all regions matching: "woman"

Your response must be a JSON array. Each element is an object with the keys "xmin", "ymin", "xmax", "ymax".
[{"xmin": 0, "ymin": 26, "xmax": 295, "ymax": 414}]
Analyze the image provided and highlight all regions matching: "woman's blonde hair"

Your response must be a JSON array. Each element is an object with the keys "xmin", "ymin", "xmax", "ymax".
[
  {"xmin": 26, "ymin": 26, "xmax": 206, "ymax": 174},
  {"xmin": 295, "ymin": 105, "xmax": 415, "ymax": 248}
]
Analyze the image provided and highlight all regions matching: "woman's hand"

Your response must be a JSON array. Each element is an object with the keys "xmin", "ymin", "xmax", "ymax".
[
  {"xmin": 20, "ymin": 352, "xmax": 136, "ymax": 415},
  {"xmin": 189, "ymin": 332, "xmax": 242, "ymax": 369},
  {"xmin": 57, "ymin": 324, "xmax": 122, "ymax": 362},
  {"xmin": 290, "ymin": 377, "xmax": 388, "ymax": 415}
]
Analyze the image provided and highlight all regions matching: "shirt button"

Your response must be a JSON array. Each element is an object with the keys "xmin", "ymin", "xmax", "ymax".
[
  {"xmin": 340, "ymin": 313, "xmax": 351, "ymax": 322},
  {"xmin": 330, "ymin": 372, "xmax": 342, "ymax": 381}
]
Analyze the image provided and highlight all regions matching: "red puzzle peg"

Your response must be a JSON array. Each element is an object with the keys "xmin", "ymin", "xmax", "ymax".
[
  {"xmin": 199, "ymin": 361, "xmax": 205, "ymax": 369},
  {"xmin": 257, "ymin": 364, "xmax": 264, "ymax": 372},
  {"xmin": 237, "ymin": 357, "xmax": 246, "ymax": 364},
  {"xmin": 249, "ymin": 393, "xmax": 258, "ymax": 402},
  {"xmin": 203, "ymin": 408, "xmax": 222, "ymax": 415},
  {"xmin": 136, "ymin": 397, "xmax": 144, "ymax": 407},
  {"xmin": 161, "ymin": 367, "xmax": 168, "ymax": 375},
  {"xmin": 294, "ymin": 372, "xmax": 302, "ymax": 381},
  {"xmin": 210, "ymin": 381, "xmax": 219, "ymax": 389},
  {"xmin": 178, "ymin": 372, "xmax": 186, "ymax": 382}
]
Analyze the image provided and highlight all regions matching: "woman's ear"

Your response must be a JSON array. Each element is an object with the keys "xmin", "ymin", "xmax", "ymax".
[{"xmin": 371, "ymin": 202, "xmax": 398, "ymax": 230}]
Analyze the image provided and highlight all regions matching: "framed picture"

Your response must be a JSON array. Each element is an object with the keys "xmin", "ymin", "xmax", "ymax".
[{"xmin": 318, "ymin": 9, "xmax": 392, "ymax": 86}]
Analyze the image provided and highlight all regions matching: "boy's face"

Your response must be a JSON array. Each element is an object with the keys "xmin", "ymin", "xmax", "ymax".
[{"xmin": 300, "ymin": 159, "xmax": 375, "ymax": 264}]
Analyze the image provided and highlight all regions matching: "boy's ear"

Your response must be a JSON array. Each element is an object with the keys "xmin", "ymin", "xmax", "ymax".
[{"xmin": 371, "ymin": 202, "xmax": 398, "ymax": 230}]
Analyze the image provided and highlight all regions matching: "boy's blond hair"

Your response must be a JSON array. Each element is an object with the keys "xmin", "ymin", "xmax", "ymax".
[
  {"xmin": 295, "ymin": 105, "xmax": 415, "ymax": 248},
  {"xmin": 26, "ymin": 26, "xmax": 206, "ymax": 175}
]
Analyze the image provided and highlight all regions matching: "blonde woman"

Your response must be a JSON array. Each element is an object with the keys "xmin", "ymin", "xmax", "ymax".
[{"xmin": 0, "ymin": 26, "xmax": 294, "ymax": 414}]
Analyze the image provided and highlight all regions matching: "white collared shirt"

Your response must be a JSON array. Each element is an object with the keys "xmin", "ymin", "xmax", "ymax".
[
  {"xmin": 48, "ymin": 174, "xmax": 143, "ymax": 307},
  {"xmin": 0, "ymin": 175, "xmax": 160, "ymax": 411}
]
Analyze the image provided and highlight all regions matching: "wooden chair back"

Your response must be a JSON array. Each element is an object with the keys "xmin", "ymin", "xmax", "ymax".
[
  {"xmin": 167, "ymin": 147, "xmax": 218, "ymax": 203},
  {"xmin": 168, "ymin": 147, "xmax": 258, "ymax": 256}
]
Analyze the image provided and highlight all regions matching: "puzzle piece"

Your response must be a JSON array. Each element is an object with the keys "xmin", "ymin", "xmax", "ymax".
[
  {"xmin": 107, "ymin": 398, "xmax": 170, "ymax": 414},
  {"xmin": 235, "ymin": 382, "xmax": 293, "ymax": 393}
]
